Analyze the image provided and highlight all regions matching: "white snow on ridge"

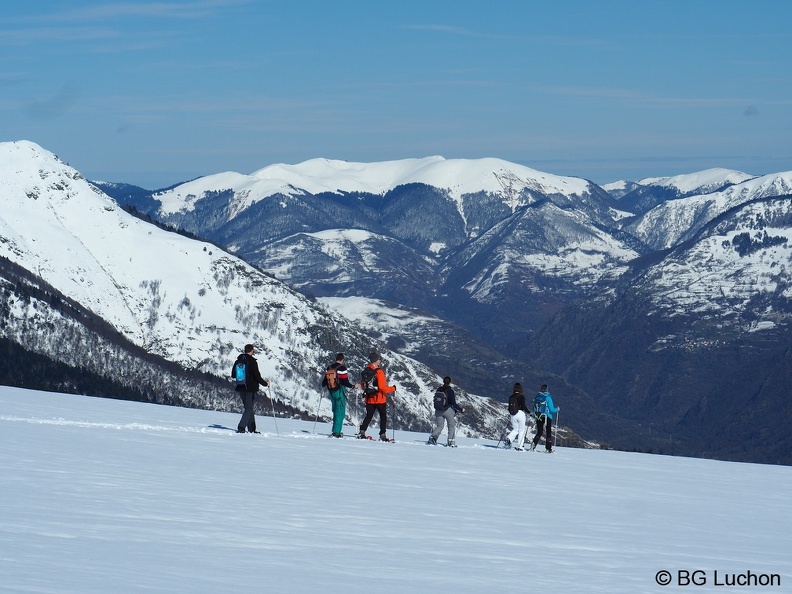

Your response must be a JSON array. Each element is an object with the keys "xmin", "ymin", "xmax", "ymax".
[
  {"xmin": 602, "ymin": 180, "xmax": 635, "ymax": 192},
  {"xmin": 2, "ymin": 387, "xmax": 790, "ymax": 594},
  {"xmin": 154, "ymin": 155, "xmax": 593, "ymax": 215},
  {"xmin": 637, "ymin": 167, "xmax": 755, "ymax": 193},
  {"xmin": 253, "ymin": 156, "xmax": 592, "ymax": 199}
]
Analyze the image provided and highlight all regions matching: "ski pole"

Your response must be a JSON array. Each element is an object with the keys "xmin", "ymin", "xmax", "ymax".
[
  {"xmin": 391, "ymin": 388, "xmax": 396, "ymax": 442},
  {"xmin": 268, "ymin": 384, "xmax": 279, "ymax": 436},
  {"xmin": 554, "ymin": 410, "xmax": 559, "ymax": 449},
  {"xmin": 311, "ymin": 389, "xmax": 324, "ymax": 434},
  {"xmin": 353, "ymin": 387, "xmax": 359, "ymax": 433}
]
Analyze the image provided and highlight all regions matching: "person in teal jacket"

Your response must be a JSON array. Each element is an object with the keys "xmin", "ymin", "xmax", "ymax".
[{"xmin": 531, "ymin": 384, "xmax": 560, "ymax": 452}]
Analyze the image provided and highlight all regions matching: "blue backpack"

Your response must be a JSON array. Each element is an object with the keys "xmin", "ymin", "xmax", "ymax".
[
  {"xmin": 233, "ymin": 356, "xmax": 247, "ymax": 387},
  {"xmin": 533, "ymin": 393, "xmax": 549, "ymax": 421}
]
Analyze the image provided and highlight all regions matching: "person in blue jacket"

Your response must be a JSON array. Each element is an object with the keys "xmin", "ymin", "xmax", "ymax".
[{"xmin": 531, "ymin": 384, "xmax": 560, "ymax": 452}]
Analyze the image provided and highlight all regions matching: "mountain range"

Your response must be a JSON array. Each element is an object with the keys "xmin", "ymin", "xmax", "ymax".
[
  {"xmin": 0, "ymin": 141, "xmax": 511, "ymax": 442},
  {"xmin": 3, "ymin": 140, "xmax": 790, "ymax": 463}
]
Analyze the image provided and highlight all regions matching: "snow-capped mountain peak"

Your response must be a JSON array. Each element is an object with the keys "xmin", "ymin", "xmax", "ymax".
[
  {"xmin": 154, "ymin": 155, "xmax": 596, "ymax": 216},
  {"xmin": 637, "ymin": 167, "xmax": 755, "ymax": 194}
]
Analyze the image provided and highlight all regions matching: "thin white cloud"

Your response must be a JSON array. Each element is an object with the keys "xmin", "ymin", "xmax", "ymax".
[
  {"xmin": 404, "ymin": 24, "xmax": 489, "ymax": 37},
  {"xmin": 0, "ymin": 1, "xmax": 253, "ymax": 49},
  {"xmin": 2, "ymin": 0, "xmax": 254, "ymax": 24},
  {"xmin": 541, "ymin": 85, "xmax": 753, "ymax": 109},
  {"xmin": 403, "ymin": 24, "xmax": 612, "ymax": 48},
  {"xmin": 0, "ymin": 26, "xmax": 119, "ymax": 45}
]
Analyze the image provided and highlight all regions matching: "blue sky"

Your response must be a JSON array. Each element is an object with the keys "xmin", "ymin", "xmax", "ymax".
[{"xmin": 2, "ymin": 1, "xmax": 790, "ymax": 189}]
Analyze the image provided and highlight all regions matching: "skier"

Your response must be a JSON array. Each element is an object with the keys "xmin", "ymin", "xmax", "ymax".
[
  {"xmin": 531, "ymin": 384, "xmax": 560, "ymax": 452},
  {"xmin": 358, "ymin": 351, "xmax": 396, "ymax": 441},
  {"xmin": 321, "ymin": 353, "xmax": 358, "ymax": 438},
  {"xmin": 428, "ymin": 376, "xmax": 465, "ymax": 447},
  {"xmin": 504, "ymin": 383, "xmax": 530, "ymax": 451},
  {"xmin": 232, "ymin": 344, "xmax": 269, "ymax": 434}
]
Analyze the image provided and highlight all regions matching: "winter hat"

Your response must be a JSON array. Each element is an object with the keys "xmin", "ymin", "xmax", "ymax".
[
  {"xmin": 369, "ymin": 351, "xmax": 381, "ymax": 363},
  {"xmin": 335, "ymin": 352, "xmax": 345, "ymax": 361}
]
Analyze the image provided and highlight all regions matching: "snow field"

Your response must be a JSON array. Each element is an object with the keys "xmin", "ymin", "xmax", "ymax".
[{"xmin": 1, "ymin": 386, "xmax": 790, "ymax": 593}]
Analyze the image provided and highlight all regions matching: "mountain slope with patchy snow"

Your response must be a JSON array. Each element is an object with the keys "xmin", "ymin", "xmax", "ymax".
[{"xmin": 625, "ymin": 171, "xmax": 792, "ymax": 250}]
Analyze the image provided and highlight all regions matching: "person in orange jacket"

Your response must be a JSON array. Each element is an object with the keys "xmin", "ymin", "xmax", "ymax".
[{"xmin": 357, "ymin": 351, "xmax": 396, "ymax": 441}]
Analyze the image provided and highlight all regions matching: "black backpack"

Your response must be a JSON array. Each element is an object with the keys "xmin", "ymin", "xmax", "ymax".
[
  {"xmin": 361, "ymin": 367, "xmax": 379, "ymax": 397},
  {"xmin": 433, "ymin": 387, "xmax": 449, "ymax": 410},
  {"xmin": 507, "ymin": 392, "xmax": 520, "ymax": 415}
]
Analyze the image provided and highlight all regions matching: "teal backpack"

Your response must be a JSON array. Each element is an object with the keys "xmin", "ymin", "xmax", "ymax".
[
  {"xmin": 533, "ymin": 393, "xmax": 549, "ymax": 421},
  {"xmin": 233, "ymin": 356, "xmax": 247, "ymax": 387}
]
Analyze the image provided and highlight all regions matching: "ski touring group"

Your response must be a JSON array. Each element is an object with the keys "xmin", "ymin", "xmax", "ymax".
[{"xmin": 231, "ymin": 345, "xmax": 560, "ymax": 451}]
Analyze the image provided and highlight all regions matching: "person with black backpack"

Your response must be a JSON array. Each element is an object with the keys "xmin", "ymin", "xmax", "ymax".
[
  {"xmin": 231, "ymin": 344, "xmax": 270, "ymax": 434},
  {"xmin": 504, "ymin": 383, "xmax": 530, "ymax": 450},
  {"xmin": 427, "ymin": 376, "xmax": 466, "ymax": 447},
  {"xmin": 321, "ymin": 353, "xmax": 359, "ymax": 438},
  {"xmin": 357, "ymin": 351, "xmax": 396, "ymax": 441},
  {"xmin": 531, "ymin": 384, "xmax": 560, "ymax": 452}
]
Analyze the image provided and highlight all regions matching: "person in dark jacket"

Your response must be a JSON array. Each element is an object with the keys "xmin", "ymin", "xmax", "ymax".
[
  {"xmin": 427, "ymin": 376, "xmax": 465, "ymax": 447},
  {"xmin": 505, "ymin": 383, "xmax": 530, "ymax": 451},
  {"xmin": 321, "ymin": 352, "xmax": 359, "ymax": 437},
  {"xmin": 232, "ymin": 344, "xmax": 269, "ymax": 434}
]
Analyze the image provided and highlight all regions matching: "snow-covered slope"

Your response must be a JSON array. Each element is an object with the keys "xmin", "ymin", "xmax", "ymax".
[
  {"xmin": 0, "ymin": 141, "xmax": 320, "ymax": 375},
  {"xmin": 445, "ymin": 200, "xmax": 639, "ymax": 305},
  {"xmin": 635, "ymin": 195, "xmax": 792, "ymax": 332},
  {"xmin": 618, "ymin": 168, "xmax": 757, "ymax": 216},
  {"xmin": 2, "ymin": 387, "xmax": 790, "ymax": 594},
  {"xmin": 252, "ymin": 228, "xmax": 437, "ymax": 303},
  {"xmin": 627, "ymin": 171, "xmax": 792, "ymax": 250},
  {"xmin": 602, "ymin": 179, "xmax": 642, "ymax": 199}
]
